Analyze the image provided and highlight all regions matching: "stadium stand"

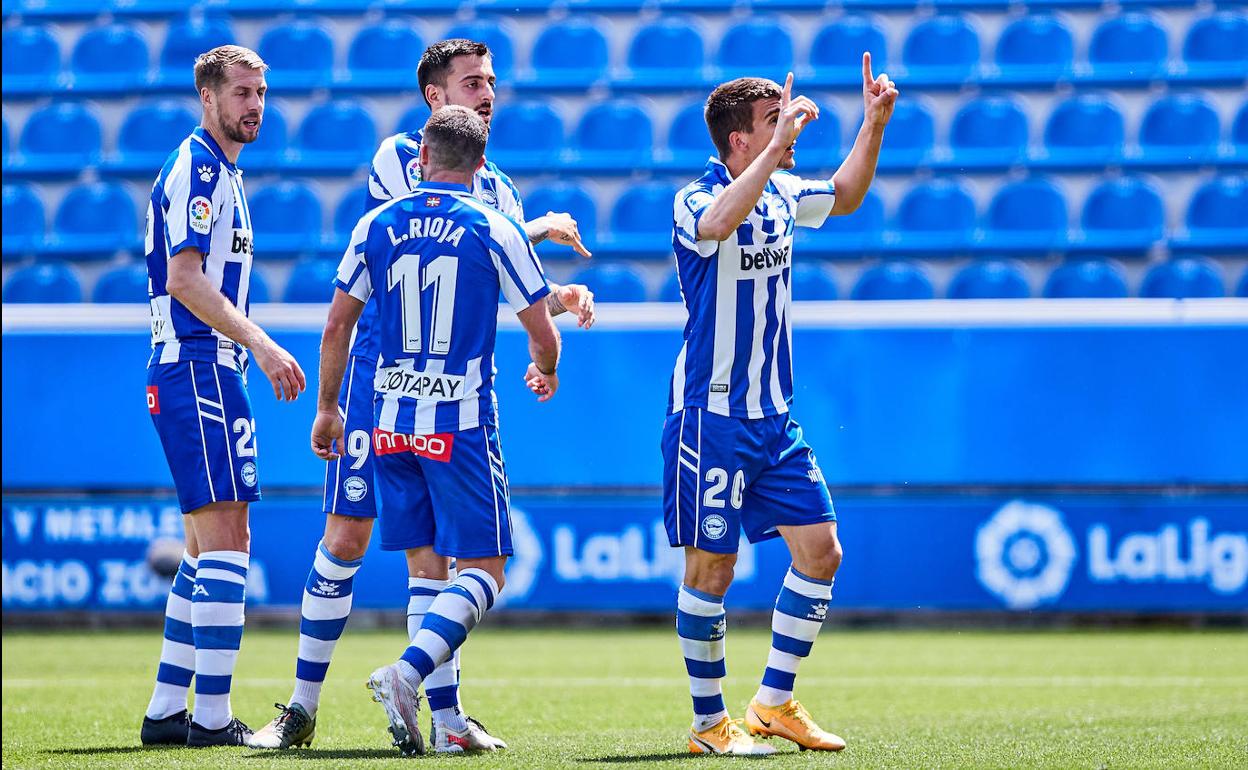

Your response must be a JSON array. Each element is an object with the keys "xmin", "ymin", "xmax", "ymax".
[
  {"xmin": 258, "ymin": 21, "xmax": 334, "ymax": 91},
  {"xmin": 3, "ymin": 262, "xmax": 82, "ymax": 303},
  {"xmin": 1087, "ymin": 13, "xmax": 1168, "ymax": 82},
  {"xmin": 1177, "ymin": 175, "xmax": 1248, "ymax": 252},
  {"xmin": 1078, "ymin": 177, "xmax": 1166, "ymax": 253},
  {"xmin": 525, "ymin": 183, "xmax": 599, "ymax": 255},
  {"xmin": 50, "ymin": 182, "xmax": 138, "ymax": 259},
  {"xmin": 994, "ymin": 16, "xmax": 1073, "ymax": 83},
  {"xmin": 984, "ymin": 177, "xmax": 1069, "ymax": 253},
  {"xmin": 1139, "ymin": 94, "xmax": 1222, "ymax": 165},
  {"xmin": 852, "ymin": 261, "xmax": 935, "ymax": 300},
  {"xmin": 294, "ymin": 100, "xmax": 377, "ymax": 172},
  {"xmin": 488, "ymin": 102, "xmax": 564, "ymax": 169},
  {"xmin": 92, "ymin": 262, "xmax": 150, "ymax": 303},
  {"xmin": 284, "ymin": 257, "xmax": 338, "ymax": 303},
  {"xmin": 791, "ymin": 262, "xmax": 839, "ymax": 300},
  {"xmin": 948, "ymin": 96, "xmax": 1030, "ymax": 168},
  {"xmin": 530, "ymin": 17, "xmax": 608, "ymax": 87},
  {"xmin": 810, "ymin": 16, "xmax": 888, "ymax": 84},
  {"xmin": 1043, "ymin": 259, "xmax": 1130, "ymax": 298},
  {"xmin": 71, "ymin": 23, "xmax": 149, "ymax": 93},
  {"xmin": 894, "ymin": 179, "xmax": 977, "ymax": 252},
  {"xmin": 948, "ymin": 260, "xmax": 1031, "ymax": 299},
  {"xmin": 625, "ymin": 17, "xmax": 705, "ymax": 87},
  {"xmin": 3, "ymin": 26, "xmax": 61, "ymax": 93},
  {"xmin": 716, "ymin": 17, "xmax": 793, "ymax": 78},
  {"xmin": 606, "ymin": 181, "xmax": 679, "ymax": 257},
  {"xmin": 112, "ymin": 100, "xmax": 199, "ymax": 174},
  {"xmin": 1238, "ymin": 267, "xmax": 1248, "ymax": 298},
  {"xmin": 157, "ymin": 16, "xmax": 235, "ymax": 89},
  {"xmin": 1140, "ymin": 257, "xmax": 1226, "ymax": 298},
  {"xmin": 1044, "ymin": 94, "xmax": 1126, "ymax": 167},
  {"xmin": 903, "ymin": 15, "xmax": 980, "ymax": 86},
  {"xmin": 249, "ymin": 182, "xmax": 323, "ymax": 257},
  {"xmin": 344, "ymin": 21, "xmax": 424, "ymax": 90},
  {"xmin": 568, "ymin": 263, "xmax": 647, "ymax": 303},
  {"xmin": 572, "ymin": 99, "xmax": 655, "ymax": 171},
  {"xmin": 2, "ymin": 183, "xmax": 45, "ymax": 259},
  {"xmin": 15, "ymin": 102, "xmax": 102, "ymax": 174},
  {"xmin": 444, "ymin": 19, "xmax": 515, "ymax": 78}
]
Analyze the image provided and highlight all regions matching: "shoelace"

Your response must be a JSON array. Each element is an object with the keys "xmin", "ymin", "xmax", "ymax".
[
  {"xmin": 779, "ymin": 701, "xmax": 817, "ymax": 731},
  {"xmin": 710, "ymin": 718, "xmax": 750, "ymax": 742},
  {"xmin": 465, "ymin": 715, "xmax": 492, "ymax": 734},
  {"xmin": 273, "ymin": 703, "xmax": 309, "ymax": 734}
]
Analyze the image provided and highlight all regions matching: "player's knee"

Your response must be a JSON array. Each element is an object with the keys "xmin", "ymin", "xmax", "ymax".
[
  {"xmin": 323, "ymin": 515, "xmax": 372, "ymax": 561},
  {"xmin": 685, "ymin": 551, "xmax": 737, "ymax": 595}
]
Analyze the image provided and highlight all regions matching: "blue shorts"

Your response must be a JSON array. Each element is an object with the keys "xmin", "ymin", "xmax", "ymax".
[
  {"xmin": 373, "ymin": 423, "xmax": 513, "ymax": 558},
  {"xmin": 147, "ymin": 360, "xmax": 261, "ymax": 514},
  {"xmin": 662, "ymin": 408, "xmax": 836, "ymax": 554},
  {"xmin": 322, "ymin": 355, "xmax": 379, "ymax": 518}
]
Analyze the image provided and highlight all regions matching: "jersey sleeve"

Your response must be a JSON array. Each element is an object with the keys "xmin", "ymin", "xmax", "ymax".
[
  {"xmin": 673, "ymin": 186, "xmax": 719, "ymax": 258},
  {"xmin": 163, "ymin": 154, "xmax": 222, "ymax": 258},
  {"xmin": 334, "ymin": 215, "xmax": 374, "ymax": 302},
  {"xmin": 496, "ymin": 173, "xmax": 526, "ymax": 223},
  {"xmin": 366, "ymin": 135, "xmax": 417, "ymax": 211},
  {"xmin": 490, "ymin": 215, "xmax": 550, "ymax": 312},
  {"xmin": 774, "ymin": 172, "xmax": 837, "ymax": 228}
]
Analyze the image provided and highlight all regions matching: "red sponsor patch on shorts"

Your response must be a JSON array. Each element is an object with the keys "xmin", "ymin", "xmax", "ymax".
[
  {"xmin": 146, "ymin": 386, "xmax": 160, "ymax": 414},
  {"xmin": 373, "ymin": 429, "xmax": 454, "ymax": 462}
]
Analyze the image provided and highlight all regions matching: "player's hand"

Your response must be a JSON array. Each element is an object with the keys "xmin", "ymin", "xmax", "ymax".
[
  {"xmin": 251, "ymin": 340, "xmax": 306, "ymax": 401},
  {"xmin": 862, "ymin": 52, "xmax": 899, "ymax": 128},
  {"xmin": 537, "ymin": 212, "xmax": 592, "ymax": 258},
  {"xmin": 556, "ymin": 283, "xmax": 596, "ymax": 329},
  {"xmin": 524, "ymin": 363, "xmax": 559, "ymax": 403},
  {"xmin": 769, "ymin": 72, "xmax": 819, "ymax": 152},
  {"xmin": 311, "ymin": 410, "xmax": 344, "ymax": 460}
]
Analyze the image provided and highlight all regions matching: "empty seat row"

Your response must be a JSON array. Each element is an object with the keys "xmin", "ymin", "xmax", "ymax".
[
  {"xmin": 6, "ymin": 256, "xmax": 1244, "ymax": 304},
  {"xmin": 6, "ymin": 93, "xmax": 1247, "ymax": 179},
  {"xmin": 4, "ymin": 12, "xmax": 1246, "ymax": 98},
  {"xmin": 6, "ymin": 174, "xmax": 1245, "ymax": 262}
]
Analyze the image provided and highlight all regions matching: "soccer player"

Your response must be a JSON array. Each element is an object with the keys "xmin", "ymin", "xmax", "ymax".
[
  {"xmin": 249, "ymin": 39, "xmax": 593, "ymax": 753},
  {"xmin": 312, "ymin": 105, "xmax": 557, "ymax": 756},
  {"xmin": 665, "ymin": 58, "xmax": 898, "ymax": 755},
  {"xmin": 140, "ymin": 45, "xmax": 306, "ymax": 748}
]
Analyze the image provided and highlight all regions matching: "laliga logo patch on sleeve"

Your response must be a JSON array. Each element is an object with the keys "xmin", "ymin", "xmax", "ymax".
[{"xmin": 188, "ymin": 196, "xmax": 213, "ymax": 235}]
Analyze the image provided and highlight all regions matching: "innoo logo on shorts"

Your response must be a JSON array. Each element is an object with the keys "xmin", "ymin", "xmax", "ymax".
[
  {"xmin": 343, "ymin": 475, "xmax": 368, "ymax": 502},
  {"xmin": 976, "ymin": 500, "xmax": 1077, "ymax": 610},
  {"xmin": 701, "ymin": 514, "xmax": 728, "ymax": 541}
]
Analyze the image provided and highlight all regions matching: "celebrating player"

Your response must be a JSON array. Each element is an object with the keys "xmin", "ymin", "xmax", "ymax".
[
  {"xmin": 250, "ymin": 39, "xmax": 593, "ymax": 753},
  {"xmin": 311, "ymin": 105, "xmax": 559, "ymax": 756},
  {"xmin": 665, "ymin": 58, "xmax": 897, "ymax": 755},
  {"xmin": 140, "ymin": 45, "xmax": 306, "ymax": 748}
]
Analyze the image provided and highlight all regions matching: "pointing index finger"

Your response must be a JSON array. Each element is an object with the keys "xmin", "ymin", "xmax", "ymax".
[
  {"xmin": 782, "ymin": 72, "xmax": 793, "ymax": 106},
  {"xmin": 862, "ymin": 51, "xmax": 873, "ymax": 86}
]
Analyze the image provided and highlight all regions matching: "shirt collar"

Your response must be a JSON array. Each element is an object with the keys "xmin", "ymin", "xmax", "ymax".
[
  {"xmin": 706, "ymin": 156, "xmax": 734, "ymax": 183},
  {"xmin": 192, "ymin": 127, "xmax": 237, "ymax": 173},
  {"xmin": 415, "ymin": 180, "xmax": 471, "ymax": 193}
]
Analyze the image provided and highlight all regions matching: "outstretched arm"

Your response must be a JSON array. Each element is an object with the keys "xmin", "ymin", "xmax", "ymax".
[
  {"xmin": 697, "ymin": 73, "xmax": 819, "ymax": 241},
  {"xmin": 830, "ymin": 52, "xmax": 898, "ymax": 216}
]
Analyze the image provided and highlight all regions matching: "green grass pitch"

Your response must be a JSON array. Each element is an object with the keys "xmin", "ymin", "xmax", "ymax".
[{"xmin": 3, "ymin": 626, "xmax": 1246, "ymax": 768}]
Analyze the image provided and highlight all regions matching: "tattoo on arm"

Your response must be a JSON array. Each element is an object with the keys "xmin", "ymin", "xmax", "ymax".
[
  {"xmin": 527, "ymin": 227, "xmax": 550, "ymax": 245},
  {"xmin": 545, "ymin": 286, "xmax": 567, "ymax": 317}
]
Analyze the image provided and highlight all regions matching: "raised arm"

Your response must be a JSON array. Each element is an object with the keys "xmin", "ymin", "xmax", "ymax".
[
  {"xmin": 697, "ymin": 73, "xmax": 819, "ymax": 241},
  {"xmin": 311, "ymin": 288, "xmax": 366, "ymax": 460},
  {"xmin": 830, "ymin": 52, "xmax": 898, "ymax": 216},
  {"xmin": 167, "ymin": 248, "xmax": 305, "ymax": 401}
]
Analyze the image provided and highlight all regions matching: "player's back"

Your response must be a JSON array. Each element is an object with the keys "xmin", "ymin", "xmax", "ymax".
[{"xmin": 341, "ymin": 181, "xmax": 548, "ymax": 435}]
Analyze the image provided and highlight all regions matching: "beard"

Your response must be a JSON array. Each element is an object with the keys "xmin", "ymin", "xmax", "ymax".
[{"xmin": 219, "ymin": 113, "xmax": 261, "ymax": 144}]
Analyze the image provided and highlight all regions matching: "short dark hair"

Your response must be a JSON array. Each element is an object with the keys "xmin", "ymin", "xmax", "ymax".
[
  {"xmin": 422, "ymin": 105, "xmax": 488, "ymax": 173},
  {"xmin": 704, "ymin": 77, "xmax": 781, "ymax": 159},
  {"xmin": 193, "ymin": 45, "xmax": 267, "ymax": 93},
  {"xmin": 417, "ymin": 39, "xmax": 491, "ymax": 108}
]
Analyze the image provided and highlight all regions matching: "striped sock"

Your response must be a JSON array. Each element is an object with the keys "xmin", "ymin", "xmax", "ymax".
[
  {"xmin": 755, "ymin": 567, "xmax": 833, "ymax": 707},
  {"xmin": 191, "ymin": 550, "xmax": 248, "ymax": 730},
  {"xmin": 290, "ymin": 541, "xmax": 363, "ymax": 715},
  {"xmin": 677, "ymin": 585, "xmax": 728, "ymax": 732},
  {"xmin": 397, "ymin": 568, "xmax": 498, "ymax": 692},
  {"xmin": 407, "ymin": 577, "xmax": 466, "ymax": 731},
  {"xmin": 146, "ymin": 552, "xmax": 197, "ymax": 720}
]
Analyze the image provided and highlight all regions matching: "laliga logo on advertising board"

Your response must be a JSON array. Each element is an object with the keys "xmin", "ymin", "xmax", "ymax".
[
  {"xmin": 976, "ymin": 500, "xmax": 1077, "ymax": 610},
  {"xmin": 1088, "ymin": 518, "xmax": 1248, "ymax": 595}
]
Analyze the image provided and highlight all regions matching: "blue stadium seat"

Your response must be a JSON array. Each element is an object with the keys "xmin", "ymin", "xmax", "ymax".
[
  {"xmin": 572, "ymin": 100, "xmax": 654, "ymax": 170},
  {"xmin": 52, "ymin": 182, "xmax": 138, "ymax": 258},
  {"xmin": 874, "ymin": 99, "xmax": 934, "ymax": 167},
  {"xmin": 1237, "ymin": 267, "xmax": 1248, "ymax": 298},
  {"xmin": 3, "ymin": 263, "xmax": 82, "ymax": 303},
  {"xmin": 525, "ymin": 183, "xmax": 598, "ymax": 249},
  {"xmin": 985, "ymin": 178, "xmax": 1069, "ymax": 252},
  {"xmin": 1140, "ymin": 258, "xmax": 1225, "ymax": 298},
  {"xmin": 394, "ymin": 104, "xmax": 428, "ymax": 135},
  {"xmin": 347, "ymin": 21, "xmax": 423, "ymax": 87},
  {"xmin": 248, "ymin": 267, "xmax": 271, "ymax": 304},
  {"xmin": 948, "ymin": 260, "xmax": 1030, "ymax": 299},
  {"xmin": 444, "ymin": 20, "xmax": 515, "ymax": 79},
  {"xmin": 114, "ymin": 100, "xmax": 198, "ymax": 172},
  {"xmin": 794, "ymin": 103, "xmax": 840, "ymax": 168},
  {"xmin": 668, "ymin": 100, "xmax": 713, "ymax": 166},
  {"xmin": 1043, "ymin": 259, "xmax": 1129, "ymax": 298},
  {"xmin": 894, "ymin": 179, "xmax": 977, "ymax": 251},
  {"xmin": 851, "ymin": 261, "xmax": 934, "ymax": 300},
  {"xmin": 3, "ymin": 26, "xmax": 61, "ymax": 92},
  {"xmin": 791, "ymin": 262, "xmax": 838, "ymax": 301},
  {"xmin": 332, "ymin": 187, "xmax": 368, "ymax": 240},
  {"xmin": 1088, "ymin": 14, "xmax": 1167, "ymax": 80},
  {"xmin": 159, "ymin": 16, "xmax": 234, "ymax": 88},
  {"xmin": 295, "ymin": 101, "xmax": 376, "ymax": 171},
  {"xmin": 258, "ymin": 22, "xmax": 334, "ymax": 91},
  {"xmin": 716, "ymin": 18, "xmax": 793, "ymax": 77},
  {"xmin": 92, "ymin": 263, "xmax": 149, "ymax": 303},
  {"xmin": 1234, "ymin": 102, "xmax": 1248, "ymax": 148},
  {"xmin": 1139, "ymin": 94, "xmax": 1221, "ymax": 164},
  {"xmin": 246, "ymin": 102, "xmax": 288, "ymax": 169},
  {"xmin": 995, "ymin": 16, "xmax": 1073, "ymax": 82},
  {"xmin": 1182, "ymin": 13, "xmax": 1248, "ymax": 79},
  {"xmin": 659, "ymin": 271, "xmax": 684, "ymax": 302},
  {"xmin": 249, "ymin": 182, "xmax": 322, "ymax": 256},
  {"xmin": 1079, "ymin": 177, "xmax": 1165, "ymax": 252},
  {"xmin": 949, "ymin": 97, "xmax": 1029, "ymax": 167},
  {"xmin": 3, "ymin": 118, "xmax": 8, "ymax": 161},
  {"xmin": 1044, "ymin": 95, "xmax": 1125, "ymax": 165},
  {"xmin": 488, "ymin": 102, "xmax": 563, "ymax": 168},
  {"xmin": 18, "ymin": 102, "xmax": 102, "ymax": 171},
  {"xmin": 71, "ymin": 24, "xmax": 149, "ymax": 91},
  {"xmin": 531, "ymin": 19, "xmax": 608, "ymax": 86},
  {"xmin": 903, "ymin": 16, "xmax": 980, "ymax": 84},
  {"xmin": 797, "ymin": 190, "xmax": 884, "ymax": 254},
  {"xmin": 284, "ymin": 258, "xmax": 337, "ymax": 303},
  {"xmin": 810, "ymin": 17, "xmax": 887, "ymax": 84},
  {"xmin": 1180, "ymin": 175, "xmax": 1248, "ymax": 251},
  {"xmin": 569, "ymin": 264, "xmax": 647, "ymax": 303},
  {"xmin": 608, "ymin": 181, "xmax": 678, "ymax": 255},
  {"xmin": 3, "ymin": 183, "xmax": 45, "ymax": 259},
  {"xmin": 627, "ymin": 18, "xmax": 704, "ymax": 83}
]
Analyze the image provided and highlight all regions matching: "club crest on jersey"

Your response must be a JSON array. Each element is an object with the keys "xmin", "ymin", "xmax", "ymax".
[
  {"xmin": 197, "ymin": 164, "xmax": 215, "ymax": 183},
  {"xmin": 405, "ymin": 157, "xmax": 422, "ymax": 187},
  {"xmin": 701, "ymin": 514, "xmax": 728, "ymax": 540},
  {"xmin": 188, "ymin": 196, "xmax": 213, "ymax": 235},
  {"xmin": 240, "ymin": 461, "xmax": 258, "ymax": 488},
  {"xmin": 479, "ymin": 187, "xmax": 498, "ymax": 206},
  {"xmin": 343, "ymin": 475, "xmax": 368, "ymax": 502}
]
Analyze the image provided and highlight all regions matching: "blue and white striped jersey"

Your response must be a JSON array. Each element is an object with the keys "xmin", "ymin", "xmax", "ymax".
[
  {"xmin": 669, "ymin": 157, "xmax": 836, "ymax": 419},
  {"xmin": 145, "ymin": 127, "xmax": 256, "ymax": 370},
  {"xmin": 348, "ymin": 129, "xmax": 527, "ymax": 363},
  {"xmin": 335, "ymin": 181, "xmax": 550, "ymax": 435}
]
